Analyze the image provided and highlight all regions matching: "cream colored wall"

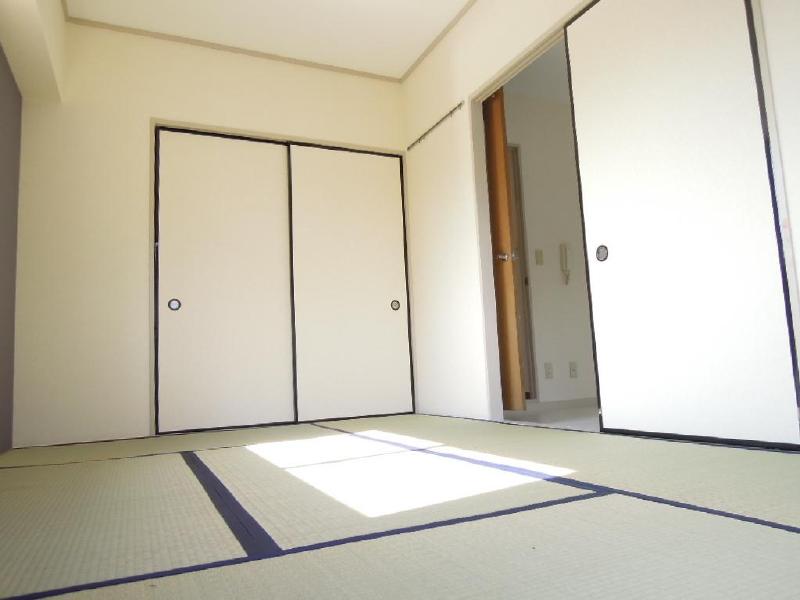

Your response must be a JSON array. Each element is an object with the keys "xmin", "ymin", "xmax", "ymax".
[
  {"xmin": 36, "ymin": 0, "xmax": 66, "ymax": 95},
  {"xmin": 0, "ymin": 0, "xmax": 66, "ymax": 99},
  {"xmin": 402, "ymin": 0, "xmax": 588, "ymax": 140},
  {"xmin": 400, "ymin": 0, "xmax": 800, "ymax": 425},
  {"xmin": 0, "ymin": 44, "xmax": 22, "ymax": 452},
  {"xmin": 401, "ymin": 0, "xmax": 589, "ymax": 420},
  {"xmin": 405, "ymin": 108, "xmax": 495, "ymax": 419},
  {"xmin": 14, "ymin": 0, "xmax": 800, "ymax": 444},
  {"xmin": 13, "ymin": 23, "xmax": 402, "ymax": 446},
  {"xmin": 505, "ymin": 92, "xmax": 596, "ymax": 404}
]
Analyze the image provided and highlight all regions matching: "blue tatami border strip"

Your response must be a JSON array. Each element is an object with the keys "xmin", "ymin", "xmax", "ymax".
[
  {"xmin": 181, "ymin": 451, "xmax": 283, "ymax": 558},
  {"xmin": 283, "ymin": 490, "xmax": 608, "ymax": 554}
]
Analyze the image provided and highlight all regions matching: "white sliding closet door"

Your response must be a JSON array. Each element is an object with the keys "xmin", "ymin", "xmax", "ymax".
[
  {"xmin": 157, "ymin": 130, "xmax": 294, "ymax": 432},
  {"xmin": 567, "ymin": 0, "xmax": 800, "ymax": 443},
  {"xmin": 291, "ymin": 145, "xmax": 412, "ymax": 421}
]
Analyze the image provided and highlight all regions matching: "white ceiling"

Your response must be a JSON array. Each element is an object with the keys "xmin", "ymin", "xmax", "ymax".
[
  {"xmin": 65, "ymin": 0, "xmax": 472, "ymax": 80},
  {"xmin": 506, "ymin": 40, "xmax": 571, "ymax": 106}
]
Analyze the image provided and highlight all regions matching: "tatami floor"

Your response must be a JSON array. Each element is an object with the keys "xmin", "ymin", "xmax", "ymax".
[{"xmin": 0, "ymin": 415, "xmax": 798, "ymax": 599}]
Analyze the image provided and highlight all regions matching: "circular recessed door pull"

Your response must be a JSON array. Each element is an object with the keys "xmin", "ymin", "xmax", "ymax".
[
  {"xmin": 390, "ymin": 300, "xmax": 401, "ymax": 311},
  {"xmin": 167, "ymin": 298, "xmax": 182, "ymax": 311},
  {"xmin": 596, "ymin": 245, "xmax": 608, "ymax": 262}
]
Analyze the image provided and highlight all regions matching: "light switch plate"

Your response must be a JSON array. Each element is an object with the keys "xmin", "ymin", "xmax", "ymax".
[{"xmin": 544, "ymin": 362, "xmax": 553, "ymax": 379}]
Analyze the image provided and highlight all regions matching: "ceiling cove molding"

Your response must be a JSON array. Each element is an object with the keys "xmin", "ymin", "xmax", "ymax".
[
  {"xmin": 62, "ymin": 16, "xmax": 400, "ymax": 83},
  {"xmin": 399, "ymin": 0, "xmax": 477, "ymax": 81},
  {"xmin": 60, "ymin": 1, "xmax": 397, "ymax": 82},
  {"xmin": 61, "ymin": 0, "xmax": 479, "ymax": 83}
]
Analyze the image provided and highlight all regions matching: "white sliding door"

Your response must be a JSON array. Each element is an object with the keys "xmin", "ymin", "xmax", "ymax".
[
  {"xmin": 157, "ymin": 130, "xmax": 294, "ymax": 432},
  {"xmin": 291, "ymin": 145, "xmax": 412, "ymax": 421},
  {"xmin": 567, "ymin": 0, "xmax": 800, "ymax": 443}
]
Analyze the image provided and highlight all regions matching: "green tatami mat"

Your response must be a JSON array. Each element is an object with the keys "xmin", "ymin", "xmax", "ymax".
[
  {"xmin": 323, "ymin": 415, "xmax": 800, "ymax": 527},
  {"xmin": 62, "ymin": 493, "xmax": 800, "ymax": 600},
  {"xmin": 0, "ymin": 454, "xmax": 244, "ymax": 597},
  {"xmin": 2, "ymin": 414, "xmax": 798, "ymax": 599},
  {"xmin": 196, "ymin": 434, "xmax": 584, "ymax": 548},
  {"xmin": 0, "ymin": 424, "xmax": 329, "ymax": 468}
]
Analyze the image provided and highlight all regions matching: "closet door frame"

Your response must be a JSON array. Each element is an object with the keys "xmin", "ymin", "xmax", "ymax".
[
  {"xmin": 153, "ymin": 125, "xmax": 415, "ymax": 434},
  {"xmin": 562, "ymin": 0, "xmax": 800, "ymax": 450}
]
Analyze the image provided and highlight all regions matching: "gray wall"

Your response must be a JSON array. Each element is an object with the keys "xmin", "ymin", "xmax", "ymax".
[
  {"xmin": 0, "ymin": 45, "xmax": 21, "ymax": 451},
  {"xmin": 504, "ymin": 41, "xmax": 597, "ymax": 403}
]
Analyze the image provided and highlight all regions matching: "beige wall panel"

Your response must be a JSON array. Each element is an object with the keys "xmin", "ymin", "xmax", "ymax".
[
  {"xmin": 157, "ymin": 131, "xmax": 294, "ymax": 432},
  {"xmin": 291, "ymin": 146, "xmax": 412, "ymax": 420},
  {"xmin": 568, "ymin": 0, "xmax": 800, "ymax": 443}
]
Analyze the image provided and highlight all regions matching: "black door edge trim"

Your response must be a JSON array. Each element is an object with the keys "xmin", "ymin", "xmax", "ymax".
[
  {"xmin": 159, "ymin": 412, "xmax": 415, "ymax": 436},
  {"xmin": 153, "ymin": 128, "xmax": 162, "ymax": 434},
  {"xmin": 155, "ymin": 125, "xmax": 402, "ymax": 158},
  {"xmin": 399, "ymin": 157, "xmax": 417, "ymax": 412},
  {"xmin": 603, "ymin": 426, "xmax": 800, "ymax": 453},
  {"xmin": 287, "ymin": 145, "xmax": 299, "ymax": 423},
  {"xmin": 743, "ymin": 0, "xmax": 800, "ymax": 422}
]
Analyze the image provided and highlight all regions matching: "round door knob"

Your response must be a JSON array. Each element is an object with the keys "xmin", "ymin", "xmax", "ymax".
[
  {"xmin": 596, "ymin": 245, "xmax": 608, "ymax": 262},
  {"xmin": 390, "ymin": 300, "xmax": 401, "ymax": 311},
  {"xmin": 168, "ymin": 298, "xmax": 182, "ymax": 311}
]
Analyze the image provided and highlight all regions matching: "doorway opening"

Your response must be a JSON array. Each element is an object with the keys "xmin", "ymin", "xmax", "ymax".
[{"xmin": 482, "ymin": 38, "xmax": 599, "ymax": 432}]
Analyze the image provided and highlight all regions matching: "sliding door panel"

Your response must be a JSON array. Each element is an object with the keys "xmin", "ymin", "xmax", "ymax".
[
  {"xmin": 157, "ymin": 131, "xmax": 294, "ymax": 432},
  {"xmin": 567, "ymin": 0, "xmax": 799, "ymax": 442},
  {"xmin": 292, "ymin": 146, "xmax": 412, "ymax": 421}
]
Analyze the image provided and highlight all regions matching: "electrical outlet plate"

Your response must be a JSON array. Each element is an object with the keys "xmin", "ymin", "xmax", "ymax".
[
  {"xmin": 569, "ymin": 361, "xmax": 578, "ymax": 378},
  {"xmin": 544, "ymin": 362, "xmax": 553, "ymax": 379}
]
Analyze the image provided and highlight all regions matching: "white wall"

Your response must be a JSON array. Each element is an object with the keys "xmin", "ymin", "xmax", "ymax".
[
  {"xmin": 11, "ymin": 0, "xmax": 800, "ymax": 444},
  {"xmin": 36, "ymin": 0, "xmax": 66, "ymax": 96},
  {"xmin": 405, "ymin": 109, "xmax": 496, "ymax": 419},
  {"xmin": 13, "ymin": 23, "xmax": 402, "ymax": 446},
  {"xmin": 401, "ymin": 0, "xmax": 590, "ymax": 420},
  {"xmin": 0, "ymin": 0, "xmax": 66, "ymax": 99},
  {"xmin": 402, "ymin": 1, "xmax": 589, "ymax": 140},
  {"xmin": 504, "ymin": 75, "xmax": 596, "ymax": 403},
  {"xmin": 401, "ymin": 0, "xmax": 800, "ymax": 435}
]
